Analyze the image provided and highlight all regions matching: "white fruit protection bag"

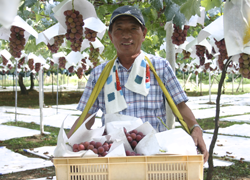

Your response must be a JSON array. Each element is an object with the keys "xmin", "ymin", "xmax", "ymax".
[{"xmin": 224, "ymin": 0, "xmax": 250, "ymax": 56}]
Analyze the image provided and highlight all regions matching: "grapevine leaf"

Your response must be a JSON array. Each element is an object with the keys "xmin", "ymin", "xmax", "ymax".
[
  {"xmin": 151, "ymin": 0, "xmax": 164, "ymax": 11},
  {"xmin": 36, "ymin": 14, "xmax": 43, "ymax": 21},
  {"xmin": 207, "ymin": 7, "xmax": 221, "ymax": 17},
  {"xmin": 164, "ymin": 2, "xmax": 185, "ymax": 27},
  {"xmin": 24, "ymin": 0, "xmax": 38, "ymax": 8},
  {"xmin": 180, "ymin": 0, "xmax": 201, "ymax": 21},
  {"xmin": 171, "ymin": 0, "xmax": 188, "ymax": 6},
  {"xmin": 201, "ymin": 0, "xmax": 221, "ymax": 11}
]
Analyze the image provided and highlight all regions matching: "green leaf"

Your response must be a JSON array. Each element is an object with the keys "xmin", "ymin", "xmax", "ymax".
[
  {"xmin": 36, "ymin": 14, "xmax": 43, "ymax": 21},
  {"xmin": 151, "ymin": 0, "xmax": 163, "ymax": 11},
  {"xmin": 201, "ymin": 0, "xmax": 221, "ymax": 11},
  {"xmin": 25, "ymin": 0, "xmax": 38, "ymax": 8},
  {"xmin": 171, "ymin": 0, "xmax": 188, "ymax": 6},
  {"xmin": 164, "ymin": 2, "xmax": 185, "ymax": 27},
  {"xmin": 180, "ymin": 0, "xmax": 201, "ymax": 21}
]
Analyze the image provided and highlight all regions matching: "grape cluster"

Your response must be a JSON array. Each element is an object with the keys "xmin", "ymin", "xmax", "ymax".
[
  {"xmin": 28, "ymin": 59, "xmax": 34, "ymax": 71},
  {"xmin": 72, "ymin": 141, "xmax": 112, "ymax": 157},
  {"xmin": 35, "ymin": 63, "xmax": 41, "ymax": 72},
  {"xmin": 215, "ymin": 38, "xmax": 228, "ymax": 70},
  {"xmin": 77, "ymin": 67, "xmax": 83, "ymax": 79},
  {"xmin": 182, "ymin": 50, "xmax": 191, "ymax": 59},
  {"xmin": 47, "ymin": 35, "xmax": 65, "ymax": 53},
  {"xmin": 9, "ymin": 26, "xmax": 26, "ymax": 58},
  {"xmin": 89, "ymin": 43, "xmax": 100, "ymax": 67},
  {"xmin": 196, "ymin": 45, "xmax": 206, "ymax": 66},
  {"xmin": 81, "ymin": 57, "xmax": 87, "ymax": 70},
  {"xmin": 58, "ymin": 57, "xmax": 66, "ymax": 69},
  {"xmin": 204, "ymin": 63, "xmax": 210, "ymax": 70},
  {"xmin": 238, "ymin": 53, "xmax": 250, "ymax": 79},
  {"xmin": 171, "ymin": 25, "xmax": 190, "ymax": 46},
  {"xmin": 124, "ymin": 128, "xmax": 145, "ymax": 150},
  {"xmin": 85, "ymin": 28, "xmax": 97, "ymax": 42},
  {"xmin": 1, "ymin": 55, "xmax": 8, "ymax": 66},
  {"xmin": 64, "ymin": 9, "xmax": 84, "ymax": 52},
  {"xmin": 7, "ymin": 64, "xmax": 13, "ymax": 70},
  {"xmin": 68, "ymin": 66, "xmax": 74, "ymax": 73},
  {"xmin": 18, "ymin": 57, "xmax": 25, "ymax": 66},
  {"xmin": 125, "ymin": 150, "xmax": 141, "ymax": 156},
  {"xmin": 205, "ymin": 49, "xmax": 213, "ymax": 59}
]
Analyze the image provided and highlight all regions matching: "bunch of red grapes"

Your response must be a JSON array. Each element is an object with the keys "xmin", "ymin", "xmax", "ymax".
[
  {"xmin": 214, "ymin": 38, "xmax": 228, "ymax": 70},
  {"xmin": 205, "ymin": 49, "xmax": 213, "ymax": 60},
  {"xmin": 124, "ymin": 128, "xmax": 145, "ymax": 150},
  {"xmin": 81, "ymin": 57, "xmax": 87, "ymax": 70},
  {"xmin": 171, "ymin": 24, "xmax": 190, "ymax": 46},
  {"xmin": 64, "ymin": 9, "xmax": 84, "ymax": 52},
  {"xmin": 47, "ymin": 35, "xmax": 65, "ymax": 53},
  {"xmin": 68, "ymin": 66, "xmax": 74, "ymax": 73},
  {"xmin": 85, "ymin": 28, "xmax": 97, "ymax": 42},
  {"xmin": 182, "ymin": 50, "xmax": 191, "ymax": 59},
  {"xmin": 195, "ymin": 45, "xmax": 206, "ymax": 66},
  {"xmin": 18, "ymin": 57, "xmax": 25, "ymax": 66},
  {"xmin": 35, "ymin": 63, "xmax": 41, "ymax": 72},
  {"xmin": 1, "ymin": 55, "xmax": 8, "ymax": 66},
  {"xmin": 238, "ymin": 53, "xmax": 250, "ymax": 79},
  {"xmin": 77, "ymin": 67, "xmax": 83, "ymax": 79},
  {"xmin": 9, "ymin": 26, "xmax": 26, "ymax": 58},
  {"xmin": 72, "ymin": 141, "xmax": 112, "ymax": 157},
  {"xmin": 28, "ymin": 59, "xmax": 34, "ymax": 70},
  {"xmin": 58, "ymin": 57, "xmax": 66, "ymax": 69},
  {"xmin": 89, "ymin": 43, "xmax": 100, "ymax": 67}
]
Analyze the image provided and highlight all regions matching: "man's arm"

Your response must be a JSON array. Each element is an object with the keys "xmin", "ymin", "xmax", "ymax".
[
  {"xmin": 176, "ymin": 101, "xmax": 209, "ymax": 163},
  {"xmin": 67, "ymin": 113, "xmax": 96, "ymax": 138}
]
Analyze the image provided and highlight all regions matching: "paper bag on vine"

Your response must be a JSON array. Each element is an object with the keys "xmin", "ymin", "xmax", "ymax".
[{"xmin": 224, "ymin": 0, "xmax": 250, "ymax": 56}]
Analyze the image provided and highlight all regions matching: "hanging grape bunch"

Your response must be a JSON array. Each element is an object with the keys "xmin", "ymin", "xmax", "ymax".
[
  {"xmin": 64, "ymin": 9, "xmax": 84, "ymax": 52},
  {"xmin": 1, "ymin": 55, "xmax": 8, "ymax": 66},
  {"xmin": 124, "ymin": 128, "xmax": 145, "ymax": 150},
  {"xmin": 205, "ymin": 49, "xmax": 213, "ymax": 59},
  {"xmin": 58, "ymin": 57, "xmax": 66, "ymax": 69},
  {"xmin": 8, "ymin": 26, "xmax": 26, "ymax": 58},
  {"xmin": 196, "ymin": 45, "xmax": 206, "ymax": 66},
  {"xmin": 7, "ymin": 64, "xmax": 13, "ymax": 70},
  {"xmin": 182, "ymin": 50, "xmax": 191, "ymax": 59},
  {"xmin": 89, "ymin": 43, "xmax": 100, "ymax": 67},
  {"xmin": 81, "ymin": 57, "xmax": 87, "ymax": 70},
  {"xmin": 28, "ymin": 58, "xmax": 34, "ymax": 70},
  {"xmin": 214, "ymin": 38, "xmax": 228, "ymax": 70},
  {"xmin": 72, "ymin": 141, "xmax": 112, "ymax": 157},
  {"xmin": 238, "ymin": 53, "xmax": 250, "ymax": 79},
  {"xmin": 171, "ymin": 24, "xmax": 190, "ymax": 46},
  {"xmin": 77, "ymin": 67, "xmax": 83, "ymax": 79},
  {"xmin": 47, "ymin": 35, "xmax": 65, "ymax": 53},
  {"xmin": 85, "ymin": 28, "xmax": 97, "ymax": 42},
  {"xmin": 204, "ymin": 63, "xmax": 210, "ymax": 70},
  {"xmin": 68, "ymin": 66, "xmax": 74, "ymax": 73},
  {"xmin": 18, "ymin": 57, "xmax": 25, "ymax": 66},
  {"xmin": 35, "ymin": 63, "xmax": 41, "ymax": 72}
]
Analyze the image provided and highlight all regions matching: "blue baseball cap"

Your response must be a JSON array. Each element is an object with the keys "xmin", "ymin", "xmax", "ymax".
[{"xmin": 109, "ymin": 6, "xmax": 145, "ymax": 29}]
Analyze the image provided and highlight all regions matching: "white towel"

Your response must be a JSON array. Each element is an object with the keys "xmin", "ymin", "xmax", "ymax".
[{"xmin": 104, "ymin": 52, "xmax": 150, "ymax": 114}]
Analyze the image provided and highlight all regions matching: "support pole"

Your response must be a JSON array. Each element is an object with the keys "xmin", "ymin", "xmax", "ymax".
[
  {"xmin": 57, "ymin": 66, "xmax": 59, "ymax": 114},
  {"xmin": 39, "ymin": 67, "xmax": 44, "ymax": 134},
  {"xmin": 209, "ymin": 71, "xmax": 211, "ymax": 102},
  {"xmin": 164, "ymin": 22, "xmax": 175, "ymax": 129},
  {"xmin": 15, "ymin": 59, "xmax": 18, "ymax": 122}
]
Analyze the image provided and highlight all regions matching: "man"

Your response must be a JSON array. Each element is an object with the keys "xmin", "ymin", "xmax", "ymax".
[{"xmin": 68, "ymin": 5, "xmax": 208, "ymax": 162}]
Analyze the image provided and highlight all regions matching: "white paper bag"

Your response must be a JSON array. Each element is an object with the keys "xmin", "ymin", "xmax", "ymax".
[{"xmin": 224, "ymin": 0, "xmax": 250, "ymax": 56}]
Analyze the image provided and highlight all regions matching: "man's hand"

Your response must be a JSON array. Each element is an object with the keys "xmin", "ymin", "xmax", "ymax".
[{"xmin": 191, "ymin": 126, "xmax": 209, "ymax": 163}]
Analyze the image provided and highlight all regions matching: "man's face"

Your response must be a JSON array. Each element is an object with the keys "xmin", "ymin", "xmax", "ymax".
[{"xmin": 108, "ymin": 16, "xmax": 147, "ymax": 58}]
